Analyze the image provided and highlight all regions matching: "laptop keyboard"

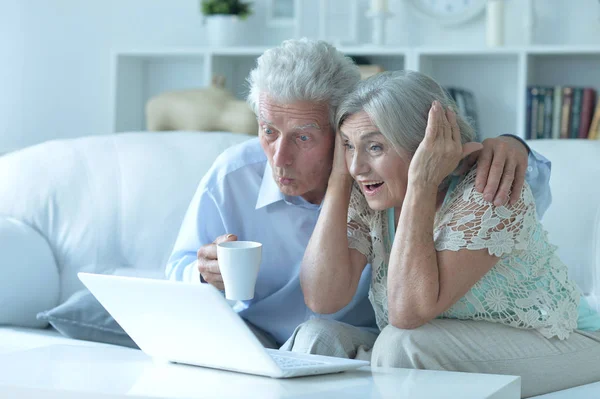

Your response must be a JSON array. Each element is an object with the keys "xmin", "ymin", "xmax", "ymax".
[{"xmin": 270, "ymin": 354, "xmax": 326, "ymax": 369}]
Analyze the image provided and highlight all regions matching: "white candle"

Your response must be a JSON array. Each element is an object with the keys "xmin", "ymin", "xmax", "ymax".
[
  {"xmin": 371, "ymin": 0, "xmax": 388, "ymax": 13},
  {"xmin": 486, "ymin": 0, "xmax": 504, "ymax": 47}
]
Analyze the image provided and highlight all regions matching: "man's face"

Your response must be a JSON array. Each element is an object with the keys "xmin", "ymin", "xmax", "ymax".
[{"xmin": 258, "ymin": 94, "xmax": 334, "ymax": 204}]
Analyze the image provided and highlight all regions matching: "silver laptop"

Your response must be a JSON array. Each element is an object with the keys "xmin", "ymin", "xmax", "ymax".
[{"xmin": 78, "ymin": 272, "xmax": 369, "ymax": 378}]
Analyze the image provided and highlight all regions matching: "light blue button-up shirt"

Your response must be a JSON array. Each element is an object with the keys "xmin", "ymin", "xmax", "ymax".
[
  {"xmin": 525, "ymin": 146, "xmax": 552, "ymax": 219},
  {"xmin": 166, "ymin": 138, "xmax": 552, "ymax": 344}
]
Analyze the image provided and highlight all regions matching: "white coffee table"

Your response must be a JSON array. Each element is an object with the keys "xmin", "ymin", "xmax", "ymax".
[{"xmin": 0, "ymin": 344, "xmax": 520, "ymax": 398}]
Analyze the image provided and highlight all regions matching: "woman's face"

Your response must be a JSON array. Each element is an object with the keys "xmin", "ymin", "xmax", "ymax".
[{"xmin": 340, "ymin": 111, "xmax": 411, "ymax": 211}]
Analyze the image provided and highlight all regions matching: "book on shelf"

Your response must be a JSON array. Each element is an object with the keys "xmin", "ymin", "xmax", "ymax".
[
  {"xmin": 588, "ymin": 101, "xmax": 600, "ymax": 140},
  {"xmin": 560, "ymin": 87, "xmax": 573, "ymax": 139},
  {"xmin": 579, "ymin": 88, "xmax": 596, "ymax": 138},
  {"xmin": 526, "ymin": 85, "xmax": 597, "ymax": 140},
  {"xmin": 551, "ymin": 86, "xmax": 562, "ymax": 140},
  {"xmin": 542, "ymin": 87, "xmax": 553, "ymax": 139}
]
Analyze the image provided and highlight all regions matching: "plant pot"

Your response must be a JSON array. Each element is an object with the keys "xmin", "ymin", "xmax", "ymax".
[{"xmin": 205, "ymin": 15, "xmax": 245, "ymax": 47}]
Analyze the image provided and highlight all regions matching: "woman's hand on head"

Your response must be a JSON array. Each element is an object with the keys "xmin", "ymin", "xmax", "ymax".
[
  {"xmin": 408, "ymin": 101, "xmax": 482, "ymax": 189},
  {"xmin": 329, "ymin": 133, "xmax": 353, "ymax": 184}
]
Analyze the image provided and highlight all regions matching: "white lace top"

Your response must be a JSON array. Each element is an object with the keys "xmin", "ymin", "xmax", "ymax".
[{"xmin": 347, "ymin": 168, "xmax": 581, "ymax": 340}]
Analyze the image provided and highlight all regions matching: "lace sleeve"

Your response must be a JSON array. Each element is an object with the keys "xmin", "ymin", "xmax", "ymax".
[
  {"xmin": 434, "ymin": 169, "xmax": 537, "ymax": 257},
  {"xmin": 347, "ymin": 183, "xmax": 374, "ymax": 263}
]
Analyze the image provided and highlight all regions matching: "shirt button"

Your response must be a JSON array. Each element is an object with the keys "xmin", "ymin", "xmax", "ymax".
[{"xmin": 527, "ymin": 166, "xmax": 533, "ymax": 172}]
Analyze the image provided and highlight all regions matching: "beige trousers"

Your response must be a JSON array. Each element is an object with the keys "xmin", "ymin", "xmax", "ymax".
[
  {"xmin": 371, "ymin": 319, "xmax": 600, "ymax": 398},
  {"xmin": 280, "ymin": 319, "xmax": 378, "ymax": 360},
  {"xmin": 282, "ymin": 318, "xmax": 600, "ymax": 398}
]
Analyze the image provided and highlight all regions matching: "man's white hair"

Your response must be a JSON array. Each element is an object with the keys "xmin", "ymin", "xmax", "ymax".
[{"xmin": 247, "ymin": 38, "xmax": 360, "ymax": 128}]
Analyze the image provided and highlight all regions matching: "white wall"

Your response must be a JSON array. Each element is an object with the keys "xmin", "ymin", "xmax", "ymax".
[
  {"xmin": 0, "ymin": 1, "xmax": 25, "ymax": 153},
  {"xmin": 387, "ymin": 0, "xmax": 600, "ymax": 47},
  {"xmin": 1, "ymin": 0, "xmax": 599, "ymax": 153}
]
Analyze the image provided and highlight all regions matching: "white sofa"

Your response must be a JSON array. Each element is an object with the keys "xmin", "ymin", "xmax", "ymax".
[
  {"xmin": 0, "ymin": 132, "xmax": 253, "ymax": 350},
  {"xmin": 0, "ymin": 133, "xmax": 598, "ymax": 398}
]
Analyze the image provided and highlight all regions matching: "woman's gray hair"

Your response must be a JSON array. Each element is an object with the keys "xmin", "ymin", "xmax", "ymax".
[
  {"xmin": 247, "ymin": 38, "xmax": 361, "ymax": 127},
  {"xmin": 336, "ymin": 70, "xmax": 476, "ymax": 156}
]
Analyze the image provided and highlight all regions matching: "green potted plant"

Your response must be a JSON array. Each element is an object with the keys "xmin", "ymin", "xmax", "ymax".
[
  {"xmin": 200, "ymin": 0, "xmax": 253, "ymax": 47},
  {"xmin": 201, "ymin": 0, "xmax": 252, "ymax": 19}
]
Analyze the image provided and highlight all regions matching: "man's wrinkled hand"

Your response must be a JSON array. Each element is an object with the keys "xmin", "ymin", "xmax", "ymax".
[
  {"xmin": 197, "ymin": 234, "xmax": 237, "ymax": 290},
  {"xmin": 472, "ymin": 136, "xmax": 529, "ymax": 206}
]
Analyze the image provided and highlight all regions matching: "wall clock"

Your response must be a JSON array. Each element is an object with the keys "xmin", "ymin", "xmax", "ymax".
[{"xmin": 406, "ymin": 0, "xmax": 488, "ymax": 26}]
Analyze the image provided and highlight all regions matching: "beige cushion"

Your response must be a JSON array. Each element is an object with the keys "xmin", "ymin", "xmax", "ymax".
[{"xmin": 145, "ymin": 85, "xmax": 258, "ymax": 135}]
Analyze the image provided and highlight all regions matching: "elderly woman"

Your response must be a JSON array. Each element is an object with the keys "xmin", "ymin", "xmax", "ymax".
[{"xmin": 299, "ymin": 71, "xmax": 600, "ymax": 397}]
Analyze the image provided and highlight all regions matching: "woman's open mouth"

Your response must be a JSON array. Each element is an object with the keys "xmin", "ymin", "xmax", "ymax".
[{"xmin": 362, "ymin": 181, "xmax": 384, "ymax": 196}]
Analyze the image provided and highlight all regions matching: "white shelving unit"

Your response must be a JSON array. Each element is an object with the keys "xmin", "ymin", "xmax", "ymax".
[{"xmin": 111, "ymin": 46, "xmax": 600, "ymax": 140}]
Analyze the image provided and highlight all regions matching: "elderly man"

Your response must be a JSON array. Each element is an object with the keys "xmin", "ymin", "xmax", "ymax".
[{"xmin": 166, "ymin": 39, "xmax": 551, "ymax": 355}]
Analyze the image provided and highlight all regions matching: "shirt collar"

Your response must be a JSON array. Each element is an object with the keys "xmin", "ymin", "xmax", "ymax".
[
  {"xmin": 255, "ymin": 162, "xmax": 285, "ymax": 209},
  {"xmin": 255, "ymin": 162, "xmax": 322, "ymax": 211}
]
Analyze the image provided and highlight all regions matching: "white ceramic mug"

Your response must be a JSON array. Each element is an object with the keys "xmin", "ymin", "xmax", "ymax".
[{"xmin": 217, "ymin": 241, "xmax": 262, "ymax": 300}]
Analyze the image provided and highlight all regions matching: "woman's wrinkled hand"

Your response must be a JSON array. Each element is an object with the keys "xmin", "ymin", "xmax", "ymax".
[
  {"xmin": 408, "ymin": 101, "xmax": 482, "ymax": 189},
  {"xmin": 329, "ymin": 133, "xmax": 353, "ymax": 184}
]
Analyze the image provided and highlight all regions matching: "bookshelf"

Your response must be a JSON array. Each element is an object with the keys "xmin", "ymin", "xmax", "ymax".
[{"xmin": 111, "ymin": 46, "xmax": 600, "ymax": 141}]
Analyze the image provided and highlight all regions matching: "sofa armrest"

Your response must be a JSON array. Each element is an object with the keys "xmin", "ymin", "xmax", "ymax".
[{"xmin": 0, "ymin": 217, "xmax": 60, "ymax": 327}]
